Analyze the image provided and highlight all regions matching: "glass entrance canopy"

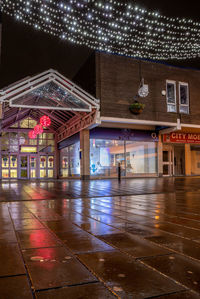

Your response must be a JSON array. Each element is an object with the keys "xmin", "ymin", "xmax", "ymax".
[{"xmin": 11, "ymin": 81, "xmax": 91, "ymax": 111}]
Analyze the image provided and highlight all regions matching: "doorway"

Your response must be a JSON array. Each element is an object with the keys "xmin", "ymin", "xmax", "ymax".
[
  {"xmin": 162, "ymin": 145, "xmax": 173, "ymax": 176},
  {"xmin": 174, "ymin": 145, "xmax": 185, "ymax": 176},
  {"xmin": 19, "ymin": 155, "xmax": 28, "ymax": 179}
]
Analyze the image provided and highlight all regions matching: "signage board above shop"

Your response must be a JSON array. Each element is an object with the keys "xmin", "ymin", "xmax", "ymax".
[{"xmin": 163, "ymin": 132, "xmax": 200, "ymax": 144}]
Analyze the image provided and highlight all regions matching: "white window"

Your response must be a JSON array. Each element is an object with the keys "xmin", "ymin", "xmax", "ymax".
[
  {"xmin": 166, "ymin": 81, "xmax": 176, "ymax": 112},
  {"xmin": 179, "ymin": 82, "xmax": 189, "ymax": 114}
]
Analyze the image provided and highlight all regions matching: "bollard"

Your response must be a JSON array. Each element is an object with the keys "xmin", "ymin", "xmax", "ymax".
[{"xmin": 118, "ymin": 162, "xmax": 121, "ymax": 182}]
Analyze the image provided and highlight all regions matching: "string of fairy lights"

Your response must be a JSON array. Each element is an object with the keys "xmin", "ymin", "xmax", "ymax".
[{"xmin": 1, "ymin": 0, "xmax": 200, "ymax": 60}]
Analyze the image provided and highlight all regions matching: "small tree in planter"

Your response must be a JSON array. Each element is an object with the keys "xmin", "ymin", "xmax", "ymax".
[{"xmin": 129, "ymin": 101, "xmax": 145, "ymax": 115}]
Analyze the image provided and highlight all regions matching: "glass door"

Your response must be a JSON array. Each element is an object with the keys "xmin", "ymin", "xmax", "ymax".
[
  {"xmin": 39, "ymin": 155, "xmax": 54, "ymax": 178},
  {"xmin": 40, "ymin": 155, "xmax": 47, "ymax": 178},
  {"xmin": 30, "ymin": 156, "xmax": 37, "ymax": 178},
  {"xmin": 163, "ymin": 145, "xmax": 174, "ymax": 176},
  {"xmin": 2, "ymin": 155, "xmax": 9, "ymax": 178},
  {"xmin": 47, "ymin": 156, "xmax": 54, "ymax": 178},
  {"xmin": 10, "ymin": 155, "xmax": 18, "ymax": 178},
  {"xmin": 1, "ymin": 154, "xmax": 18, "ymax": 178},
  {"xmin": 20, "ymin": 156, "xmax": 28, "ymax": 179}
]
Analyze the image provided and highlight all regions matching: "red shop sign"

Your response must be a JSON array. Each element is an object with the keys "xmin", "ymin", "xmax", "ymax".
[{"xmin": 163, "ymin": 132, "xmax": 200, "ymax": 144}]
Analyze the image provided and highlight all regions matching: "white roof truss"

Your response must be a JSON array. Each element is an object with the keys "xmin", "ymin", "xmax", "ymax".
[{"xmin": 0, "ymin": 69, "xmax": 100, "ymax": 112}]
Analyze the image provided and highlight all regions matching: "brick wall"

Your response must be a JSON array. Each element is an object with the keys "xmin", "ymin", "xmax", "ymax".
[{"xmin": 96, "ymin": 52, "xmax": 200, "ymax": 125}]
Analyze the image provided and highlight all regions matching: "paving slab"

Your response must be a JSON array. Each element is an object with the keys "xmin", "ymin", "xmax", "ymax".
[
  {"xmin": 0, "ymin": 275, "xmax": 33, "ymax": 299},
  {"xmin": 99, "ymin": 232, "xmax": 171, "ymax": 258},
  {"xmin": 146, "ymin": 232, "xmax": 200, "ymax": 261},
  {"xmin": 78, "ymin": 250, "xmax": 185, "ymax": 299},
  {"xmin": 142, "ymin": 253, "xmax": 200, "ymax": 293},
  {"xmin": 43, "ymin": 220, "xmax": 81, "ymax": 232},
  {"xmin": 155, "ymin": 290, "xmax": 200, "ymax": 298},
  {"xmin": 13, "ymin": 219, "xmax": 44, "ymax": 230},
  {"xmin": 16, "ymin": 229, "xmax": 62, "ymax": 249},
  {"xmin": 122, "ymin": 222, "xmax": 159, "ymax": 238},
  {"xmin": 0, "ymin": 230, "xmax": 17, "ymax": 242},
  {"xmin": 23, "ymin": 247, "xmax": 97, "ymax": 290},
  {"xmin": 74, "ymin": 220, "xmax": 120, "ymax": 236},
  {"xmin": 55, "ymin": 230, "xmax": 114, "ymax": 254},
  {"xmin": 0, "ymin": 242, "xmax": 26, "ymax": 277},
  {"xmin": 36, "ymin": 282, "xmax": 116, "ymax": 298}
]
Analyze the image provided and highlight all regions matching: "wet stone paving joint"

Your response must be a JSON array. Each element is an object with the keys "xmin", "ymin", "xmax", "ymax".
[{"xmin": 1, "ymin": 178, "xmax": 200, "ymax": 298}]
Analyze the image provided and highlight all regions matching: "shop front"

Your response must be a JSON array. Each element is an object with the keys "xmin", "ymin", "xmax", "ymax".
[
  {"xmin": 59, "ymin": 128, "xmax": 159, "ymax": 179},
  {"xmin": 0, "ymin": 69, "xmax": 100, "ymax": 181},
  {"xmin": 163, "ymin": 132, "xmax": 200, "ymax": 176},
  {"xmin": 0, "ymin": 118, "xmax": 56, "ymax": 179}
]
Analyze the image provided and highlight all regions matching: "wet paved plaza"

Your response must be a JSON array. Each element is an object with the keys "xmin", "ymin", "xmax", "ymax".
[{"xmin": 1, "ymin": 177, "xmax": 200, "ymax": 298}]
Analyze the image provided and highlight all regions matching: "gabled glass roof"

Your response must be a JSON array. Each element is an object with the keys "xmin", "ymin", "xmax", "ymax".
[{"xmin": 11, "ymin": 81, "xmax": 91, "ymax": 111}]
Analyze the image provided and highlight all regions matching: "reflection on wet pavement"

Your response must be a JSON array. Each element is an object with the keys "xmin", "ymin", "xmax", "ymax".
[{"xmin": 1, "ymin": 178, "xmax": 200, "ymax": 297}]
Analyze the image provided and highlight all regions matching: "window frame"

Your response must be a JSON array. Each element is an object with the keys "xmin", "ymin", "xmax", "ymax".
[
  {"xmin": 166, "ymin": 80, "xmax": 177, "ymax": 113},
  {"xmin": 179, "ymin": 81, "xmax": 189, "ymax": 114}
]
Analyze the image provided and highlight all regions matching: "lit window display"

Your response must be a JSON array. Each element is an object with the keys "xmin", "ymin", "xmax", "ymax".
[
  {"xmin": 126, "ymin": 141, "xmax": 157, "ymax": 175},
  {"xmin": 60, "ymin": 142, "xmax": 80, "ymax": 177},
  {"xmin": 90, "ymin": 139, "xmax": 157, "ymax": 177},
  {"xmin": 2, "ymin": 169, "xmax": 9, "ymax": 178},
  {"xmin": 10, "ymin": 155, "xmax": 17, "ymax": 168},
  {"xmin": 90, "ymin": 139, "xmax": 125, "ymax": 177},
  {"xmin": 60, "ymin": 147, "xmax": 69, "ymax": 177}
]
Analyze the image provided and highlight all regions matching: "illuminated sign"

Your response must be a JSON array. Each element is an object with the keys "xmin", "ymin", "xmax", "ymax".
[
  {"xmin": 163, "ymin": 133, "xmax": 200, "ymax": 144},
  {"xmin": 21, "ymin": 146, "xmax": 37, "ymax": 153}
]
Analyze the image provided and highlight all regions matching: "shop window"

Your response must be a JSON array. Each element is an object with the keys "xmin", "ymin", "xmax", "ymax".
[
  {"xmin": 48, "ymin": 156, "xmax": 54, "ymax": 168},
  {"xmin": 29, "ymin": 118, "xmax": 37, "ymax": 128},
  {"xmin": 48, "ymin": 169, "xmax": 54, "ymax": 178},
  {"xmin": 40, "ymin": 133, "xmax": 48, "ymax": 139},
  {"xmin": 69, "ymin": 143, "xmax": 80, "ymax": 176},
  {"xmin": 10, "ymin": 169, "xmax": 17, "ymax": 178},
  {"xmin": 47, "ymin": 133, "xmax": 54, "ymax": 139},
  {"xmin": 20, "ymin": 117, "xmax": 37, "ymax": 128},
  {"xmin": 59, "ymin": 143, "xmax": 80, "ymax": 177},
  {"xmin": 2, "ymin": 169, "xmax": 9, "ymax": 178},
  {"xmin": 2, "ymin": 155, "xmax": 9, "ymax": 168},
  {"xmin": 126, "ymin": 141, "xmax": 157, "ymax": 175},
  {"xmin": 179, "ymin": 82, "xmax": 189, "ymax": 114},
  {"xmin": 29, "ymin": 139, "xmax": 37, "ymax": 146},
  {"xmin": 10, "ymin": 155, "xmax": 17, "ymax": 168},
  {"xmin": 90, "ymin": 139, "xmax": 157, "ymax": 177},
  {"xmin": 47, "ymin": 140, "xmax": 55, "ymax": 153},
  {"xmin": 10, "ymin": 123, "xmax": 19, "ymax": 128},
  {"xmin": 166, "ymin": 81, "xmax": 176, "ymax": 112},
  {"xmin": 90, "ymin": 139, "xmax": 125, "ymax": 177},
  {"xmin": 20, "ymin": 119, "xmax": 29, "ymax": 128},
  {"xmin": 19, "ymin": 133, "xmax": 28, "ymax": 145},
  {"xmin": 10, "ymin": 133, "xmax": 18, "ymax": 152},
  {"xmin": 40, "ymin": 156, "xmax": 47, "ymax": 168}
]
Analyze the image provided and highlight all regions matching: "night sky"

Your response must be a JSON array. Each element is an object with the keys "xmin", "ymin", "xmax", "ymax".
[{"xmin": 1, "ymin": 1, "xmax": 200, "ymax": 89}]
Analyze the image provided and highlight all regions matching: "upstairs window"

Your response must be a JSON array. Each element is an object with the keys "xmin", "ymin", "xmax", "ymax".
[
  {"xmin": 179, "ymin": 82, "xmax": 189, "ymax": 114},
  {"xmin": 166, "ymin": 81, "xmax": 176, "ymax": 112}
]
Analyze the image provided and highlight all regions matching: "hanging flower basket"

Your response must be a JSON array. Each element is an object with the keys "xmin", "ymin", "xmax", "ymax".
[{"xmin": 129, "ymin": 101, "xmax": 145, "ymax": 115}]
